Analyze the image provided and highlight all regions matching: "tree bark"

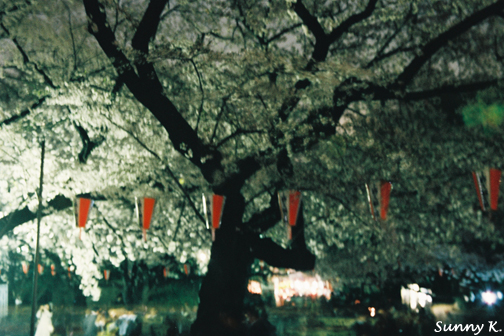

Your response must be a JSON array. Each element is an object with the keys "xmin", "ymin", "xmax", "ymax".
[{"xmin": 190, "ymin": 194, "xmax": 314, "ymax": 336}]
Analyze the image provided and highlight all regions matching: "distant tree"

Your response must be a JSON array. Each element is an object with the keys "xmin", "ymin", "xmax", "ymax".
[{"xmin": 1, "ymin": 0, "xmax": 504, "ymax": 334}]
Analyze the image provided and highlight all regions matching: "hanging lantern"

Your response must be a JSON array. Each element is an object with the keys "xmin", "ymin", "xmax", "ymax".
[
  {"xmin": 365, "ymin": 181, "xmax": 392, "ymax": 221},
  {"xmin": 68, "ymin": 266, "xmax": 73, "ymax": 279},
  {"xmin": 136, "ymin": 197, "xmax": 156, "ymax": 241},
  {"xmin": 22, "ymin": 262, "xmax": 29, "ymax": 275},
  {"xmin": 163, "ymin": 267, "xmax": 169, "ymax": 278},
  {"xmin": 472, "ymin": 168, "xmax": 502, "ymax": 211},
  {"xmin": 380, "ymin": 181, "xmax": 392, "ymax": 220},
  {"xmin": 489, "ymin": 168, "xmax": 501, "ymax": 211},
  {"xmin": 288, "ymin": 191, "xmax": 302, "ymax": 226},
  {"xmin": 210, "ymin": 194, "xmax": 225, "ymax": 241},
  {"xmin": 51, "ymin": 265, "xmax": 56, "ymax": 276},
  {"xmin": 104, "ymin": 269, "xmax": 110, "ymax": 281},
  {"xmin": 38, "ymin": 264, "xmax": 44, "ymax": 275},
  {"xmin": 184, "ymin": 264, "xmax": 190, "ymax": 276},
  {"xmin": 74, "ymin": 197, "xmax": 93, "ymax": 240},
  {"xmin": 278, "ymin": 190, "xmax": 302, "ymax": 240}
]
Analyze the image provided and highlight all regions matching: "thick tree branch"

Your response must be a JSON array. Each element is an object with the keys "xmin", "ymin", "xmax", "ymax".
[
  {"xmin": 250, "ymin": 237, "xmax": 315, "ymax": 270},
  {"xmin": 131, "ymin": 0, "xmax": 168, "ymax": 91},
  {"xmin": 73, "ymin": 121, "xmax": 105, "ymax": 164},
  {"xmin": 293, "ymin": 0, "xmax": 377, "ymax": 63},
  {"xmin": 244, "ymin": 192, "xmax": 281, "ymax": 233},
  {"xmin": 403, "ymin": 79, "xmax": 502, "ymax": 101},
  {"xmin": 131, "ymin": 0, "xmax": 168, "ymax": 54},
  {"xmin": 292, "ymin": 1, "xmax": 325, "ymax": 41},
  {"xmin": 327, "ymin": 0, "xmax": 378, "ymax": 44},
  {"xmin": 395, "ymin": 0, "xmax": 504, "ymax": 87},
  {"xmin": 0, "ymin": 195, "xmax": 72, "ymax": 239},
  {"xmin": 331, "ymin": 77, "xmax": 503, "ymax": 125},
  {"xmin": 214, "ymin": 153, "xmax": 265, "ymax": 194},
  {"xmin": 83, "ymin": 0, "xmax": 223, "ymax": 182}
]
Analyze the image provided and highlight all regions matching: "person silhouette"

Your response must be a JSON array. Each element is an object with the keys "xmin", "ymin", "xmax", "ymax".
[{"xmin": 35, "ymin": 304, "xmax": 54, "ymax": 336}]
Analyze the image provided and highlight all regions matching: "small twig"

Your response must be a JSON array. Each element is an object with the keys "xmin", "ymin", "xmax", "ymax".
[{"xmin": 172, "ymin": 198, "xmax": 186, "ymax": 241}]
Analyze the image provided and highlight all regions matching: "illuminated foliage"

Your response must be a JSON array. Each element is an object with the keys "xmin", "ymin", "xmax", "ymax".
[{"xmin": 0, "ymin": 1, "xmax": 503, "ymax": 328}]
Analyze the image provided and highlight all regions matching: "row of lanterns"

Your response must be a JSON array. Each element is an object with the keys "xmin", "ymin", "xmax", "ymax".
[
  {"xmin": 75, "ymin": 192, "xmax": 301, "ymax": 242},
  {"xmin": 73, "ymin": 169, "xmax": 501, "ymax": 243},
  {"xmin": 101, "ymin": 265, "xmax": 191, "ymax": 280},
  {"xmin": 361, "ymin": 168, "xmax": 502, "ymax": 221},
  {"xmin": 11, "ymin": 171, "xmax": 500, "ymax": 281},
  {"xmin": 74, "ymin": 197, "xmax": 157, "ymax": 241},
  {"xmin": 202, "ymin": 191, "xmax": 303, "ymax": 241},
  {"xmin": 21, "ymin": 262, "xmax": 73, "ymax": 277},
  {"xmin": 17, "ymin": 263, "xmax": 190, "ymax": 278}
]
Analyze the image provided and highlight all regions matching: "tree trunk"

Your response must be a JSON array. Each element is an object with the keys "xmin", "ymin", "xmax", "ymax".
[
  {"xmin": 191, "ymin": 195, "xmax": 315, "ymax": 336},
  {"xmin": 190, "ymin": 192, "xmax": 252, "ymax": 336}
]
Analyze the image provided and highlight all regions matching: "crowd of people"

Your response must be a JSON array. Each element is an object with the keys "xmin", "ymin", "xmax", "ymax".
[{"xmin": 32, "ymin": 302, "xmax": 276, "ymax": 336}]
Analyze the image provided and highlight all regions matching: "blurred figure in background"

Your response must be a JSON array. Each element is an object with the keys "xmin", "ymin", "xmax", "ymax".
[
  {"xmin": 83, "ymin": 307, "xmax": 100, "ymax": 336},
  {"xmin": 35, "ymin": 304, "xmax": 54, "ymax": 336}
]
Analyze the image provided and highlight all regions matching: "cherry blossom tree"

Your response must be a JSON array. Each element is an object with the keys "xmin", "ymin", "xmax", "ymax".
[{"xmin": 1, "ymin": 0, "xmax": 504, "ymax": 334}]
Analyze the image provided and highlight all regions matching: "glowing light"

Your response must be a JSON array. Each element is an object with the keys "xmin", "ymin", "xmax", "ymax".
[
  {"xmin": 248, "ymin": 280, "xmax": 262, "ymax": 294},
  {"xmin": 369, "ymin": 307, "xmax": 376, "ymax": 317},
  {"xmin": 272, "ymin": 273, "xmax": 332, "ymax": 306},
  {"xmin": 401, "ymin": 284, "xmax": 433, "ymax": 311},
  {"xmin": 196, "ymin": 250, "xmax": 209, "ymax": 265},
  {"xmin": 482, "ymin": 291, "xmax": 498, "ymax": 306}
]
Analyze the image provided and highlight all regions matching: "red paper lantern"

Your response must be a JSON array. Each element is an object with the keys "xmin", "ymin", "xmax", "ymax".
[
  {"xmin": 380, "ymin": 181, "xmax": 392, "ymax": 220},
  {"xmin": 288, "ymin": 191, "xmax": 302, "ymax": 227},
  {"xmin": 210, "ymin": 194, "xmax": 225, "ymax": 241},
  {"xmin": 51, "ymin": 265, "xmax": 56, "ymax": 276},
  {"xmin": 38, "ymin": 264, "xmax": 44, "ymax": 275},
  {"xmin": 184, "ymin": 264, "xmax": 190, "ymax": 276},
  {"xmin": 489, "ymin": 168, "xmax": 501, "ymax": 211},
  {"xmin": 104, "ymin": 269, "xmax": 110, "ymax": 281},
  {"xmin": 277, "ymin": 190, "xmax": 302, "ymax": 239},
  {"xmin": 163, "ymin": 267, "xmax": 169, "ymax": 278},
  {"xmin": 74, "ymin": 197, "xmax": 93, "ymax": 239},
  {"xmin": 365, "ymin": 181, "xmax": 392, "ymax": 221},
  {"xmin": 472, "ymin": 168, "xmax": 502, "ymax": 211},
  {"xmin": 212, "ymin": 195, "xmax": 225, "ymax": 229},
  {"xmin": 22, "ymin": 262, "xmax": 29, "ymax": 275},
  {"xmin": 137, "ymin": 197, "xmax": 156, "ymax": 241}
]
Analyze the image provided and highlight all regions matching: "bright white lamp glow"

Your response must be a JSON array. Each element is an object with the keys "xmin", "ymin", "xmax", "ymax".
[{"xmin": 482, "ymin": 291, "xmax": 498, "ymax": 306}]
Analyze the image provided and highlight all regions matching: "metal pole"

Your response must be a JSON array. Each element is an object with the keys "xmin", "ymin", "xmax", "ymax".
[{"xmin": 30, "ymin": 139, "xmax": 45, "ymax": 336}]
